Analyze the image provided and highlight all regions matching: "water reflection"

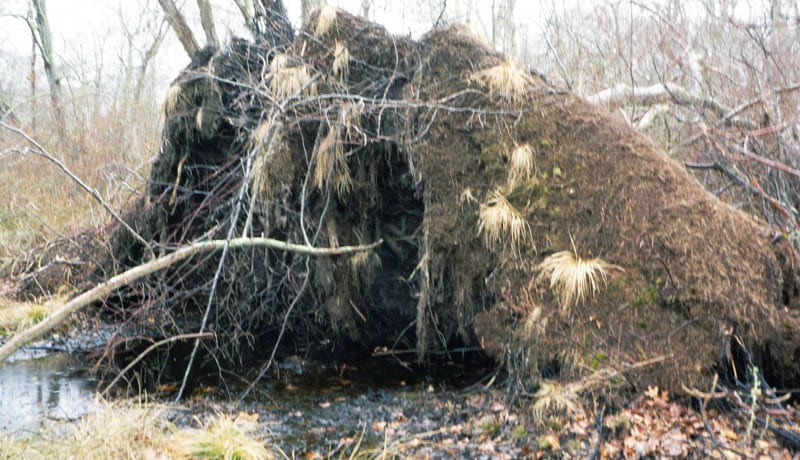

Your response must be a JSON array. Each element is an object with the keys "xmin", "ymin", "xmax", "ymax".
[{"xmin": 0, "ymin": 351, "xmax": 96, "ymax": 434}]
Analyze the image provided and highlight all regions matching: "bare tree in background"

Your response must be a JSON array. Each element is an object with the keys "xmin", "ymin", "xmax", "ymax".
[
  {"xmin": 232, "ymin": 0, "xmax": 255, "ymax": 30},
  {"xmin": 196, "ymin": 0, "xmax": 220, "ymax": 47},
  {"xmin": 494, "ymin": 0, "xmax": 516, "ymax": 54},
  {"xmin": 157, "ymin": 0, "xmax": 200, "ymax": 57},
  {"xmin": 28, "ymin": 0, "xmax": 66, "ymax": 139},
  {"xmin": 118, "ymin": 1, "xmax": 169, "ymax": 103},
  {"xmin": 360, "ymin": 0, "xmax": 371, "ymax": 19},
  {"xmin": 533, "ymin": 0, "xmax": 800, "ymax": 243}
]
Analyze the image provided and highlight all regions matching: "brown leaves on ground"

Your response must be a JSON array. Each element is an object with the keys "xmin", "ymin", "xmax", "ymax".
[
  {"xmin": 345, "ymin": 385, "xmax": 800, "ymax": 459},
  {"xmin": 598, "ymin": 386, "xmax": 798, "ymax": 459}
]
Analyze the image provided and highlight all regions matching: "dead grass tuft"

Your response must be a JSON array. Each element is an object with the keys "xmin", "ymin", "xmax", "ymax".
[
  {"xmin": 248, "ymin": 120, "xmax": 278, "ymax": 203},
  {"xmin": 314, "ymin": 6, "xmax": 338, "ymax": 36},
  {"xmin": 459, "ymin": 187, "xmax": 478, "ymax": 205},
  {"xmin": 477, "ymin": 189, "xmax": 530, "ymax": 250},
  {"xmin": 169, "ymin": 412, "xmax": 273, "ymax": 460},
  {"xmin": 164, "ymin": 84, "xmax": 183, "ymax": 115},
  {"xmin": 350, "ymin": 250, "xmax": 381, "ymax": 291},
  {"xmin": 507, "ymin": 143, "xmax": 536, "ymax": 186},
  {"xmin": 469, "ymin": 58, "xmax": 532, "ymax": 103},
  {"xmin": 269, "ymin": 54, "xmax": 316, "ymax": 99},
  {"xmin": 195, "ymin": 107, "xmax": 205, "ymax": 131},
  {"xmin": 0, "ymin": 399, "xmax": 173, "ymax": 459},
  {"xmin": 522, "ymin": 305, "xmax": 548, "ymax": 337},
  {"xmin": 313, "ymin": 124, "xmax": 352, "ymax": 197},
  {"xmin": 332, "ymin": 42, "xmax": 350, "ymax": 82},
  {"xmin": 535, "ymin": 250, "xmax": 612, "ymax": 310},
  {"xmin": 252, "ymin": 120, "xmax": 272, "ymax": 149},
  {"xmin": 531, "ymin": 380, "xmax": 583, "ymax": 423},
  {"xmin": 0, "ymin": 294, "xmax": 68, "ymax": 333},
  {"xmin": 340, "ymin": 102, "xmax": 363, "ymax": 143}
]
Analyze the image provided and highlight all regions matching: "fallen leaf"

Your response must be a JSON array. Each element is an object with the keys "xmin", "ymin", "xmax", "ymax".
[{"xmin": 719, "ymin": 428, "xmax": 738, "ymax": 441}]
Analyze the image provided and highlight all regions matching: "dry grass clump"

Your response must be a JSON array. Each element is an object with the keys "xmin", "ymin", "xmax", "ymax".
[
  {"xmin": 169, "ymin": 412, "xmax": 274, "ymax": 460},
  {"xmin": 332, "ymin": 42, "xmax": 350, "ymax": 82},
  {"xmin": 469, "ymin": 58, "xmax": 532, "ymax": 103},
  {"xmin": 164, "ymin": 84, "xmax": 183, "ymax": 115},
  {"xmin": 248, "ymin": 120, "xmax": 280, "ymax": 203},
  {"xmin": 0, "ymin": 294, "xmax": 67, "ymax": 334},
  {"xmin": 251, "ymin": 120, "xmax": 272, "ymax": 150},
  {"xmin": 531, "ymin": 380, "xmax": 583, "ymax": 423},
  {"xmin": 507, "ymin": 143, "xmax": 535, "ymax": 186},
  {"xmin": 522, "ymin": 305, "xmax": 548, "ymax": 338},
  {"xmin": 0, "ymin": 100, "xmax": 156, "ymax": 265},
  {"xmin": 459, "ymin": 187, "xmax": 478, "ymax": 205},
  {"xmin": 314, "ymin": 6, "xmax": 338, "ymax": 36},
  {"xmin": 269, "ymin": 54, "xmax": 316, "ymax": 99},
  {"xmin": 313, "ymin": 124, "xmax": 352, "ymax": 197},
  {"xmin": 350, "ymin": 250, "xmax": 381, "ymax": 291},
  {"xmin": 0, "ymin": 402, "xmax": 274, "ymax": 460},
  {"xmin": 0, "ymin": 399, "xmax": 173, "ymax": 460},
  {"xmin": 477, "ymin": 189, "xmax": 530, "ymax": 249},
  {"xmin": 535, "ymin": 250, "xmax": 612, "ymax": 310}
]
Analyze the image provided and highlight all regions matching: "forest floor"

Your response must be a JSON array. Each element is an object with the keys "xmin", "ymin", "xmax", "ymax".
[{"xmin": 1, "ymin": 319, "xmax": 799, "ymax": 459}]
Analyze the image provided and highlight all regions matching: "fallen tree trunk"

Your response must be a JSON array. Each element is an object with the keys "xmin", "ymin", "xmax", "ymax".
[{"xmin": 0, "ymin": 236, "xmax": 380, "ymax": 362}]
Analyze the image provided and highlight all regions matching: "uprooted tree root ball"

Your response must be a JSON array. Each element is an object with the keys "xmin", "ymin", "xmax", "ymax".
[{"xmin": 103, "ymin": 9, "xmax": 800, "ymax": 398}]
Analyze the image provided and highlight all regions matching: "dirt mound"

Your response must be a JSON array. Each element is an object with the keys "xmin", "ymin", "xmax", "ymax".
[{"xmin": 106, "ymin": 9, "xmax": 800, "ymax": 396}]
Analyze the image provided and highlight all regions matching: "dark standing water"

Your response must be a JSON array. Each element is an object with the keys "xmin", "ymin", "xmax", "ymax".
[{"xmin": 0, "ymin": 350, "xmax": 96, "ymax": 434}]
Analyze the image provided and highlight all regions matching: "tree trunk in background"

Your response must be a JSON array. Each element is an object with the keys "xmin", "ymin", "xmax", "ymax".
[
  {"xmin": 196, "ymin": 0, "xmax": 219, "ymax": 47},
  {"xmin": 360, "ymin": 0, "xmax": 370, "ymax": 19},
  {"xmin": 496, "ymin": 0, "xmax": 516, "ymax": 54},
  {"xmin": 133, "ymin": 20, "xmax": 169, "ymax": 100},
  {"xmin": 31, "ymin": 0, "xmax": 66, "ymax": 139},
  {"xmin": 29, "ymin": 9, "xmax": 36, "ymax": 131},
  {"xmin": 253, "ymin": 0, "xmax": 294, "ymax": 47},
  {"xmin": 157, "ymin": 0, "xmax": 199, "ymax": 58}
]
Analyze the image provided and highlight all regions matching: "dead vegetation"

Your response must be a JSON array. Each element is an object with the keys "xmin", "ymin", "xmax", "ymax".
[
  {"xmin": 0, "ymin": 400, "xmax": 274, "ymax": 460},
  {"xmin": 74, "ymin": 7, "xmax": 800, "ymax": 406}
]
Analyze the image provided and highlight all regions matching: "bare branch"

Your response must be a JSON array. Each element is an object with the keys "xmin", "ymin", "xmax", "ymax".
[
  {"xmin": 0, "ymin": 236, "xmax": 383, "ymax": 362},
  {"xmin": 101, "ymin": 332, "xmax": 213, "ymax": 395}
]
